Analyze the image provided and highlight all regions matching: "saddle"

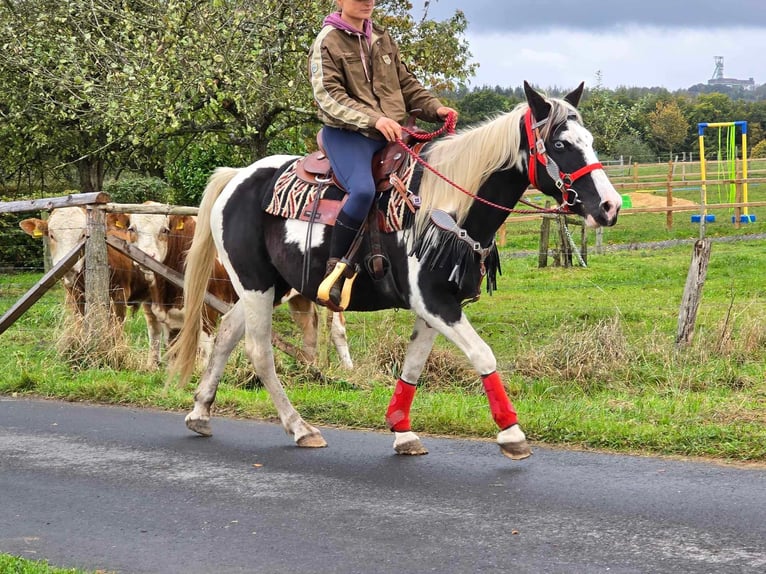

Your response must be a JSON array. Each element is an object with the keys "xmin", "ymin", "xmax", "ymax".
[{"xmin": 295, "ymin": 114, "xmax": 427, "ymax": 193}]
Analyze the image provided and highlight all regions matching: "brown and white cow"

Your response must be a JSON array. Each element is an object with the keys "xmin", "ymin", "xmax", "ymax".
[
  {"xmin": 19, "ymin": 207, "xmax": 163, "ymax": 364},
  {"xmin": 128, "ymin": 211, "xmax": 234, "ymax": 363},
  {"xmin": 128, "ymin": 206, "xmax": 353, "ymax": 369}
]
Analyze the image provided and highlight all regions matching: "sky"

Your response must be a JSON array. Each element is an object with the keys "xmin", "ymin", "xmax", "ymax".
[{"xmin": 413, "ymin": 0, "xmax": 766, "ymax": 91}]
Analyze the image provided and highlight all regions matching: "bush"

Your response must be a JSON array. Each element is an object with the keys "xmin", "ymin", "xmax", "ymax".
[
  {"xmin": 0, "ymin": 192, "xmax": 45, "ymax": 269},
  {"xmin": 609, "ymin": 134, "xmax": 657, "ymax": 163},
  {"xmin": 751, "ymin": 139, "xmax": 766, "ymax": 159},
  {"xmin": 103, "ymin": 176, "xmax": 174, "ymax": 204},
  {"xmin": 165, "ymin": 141, "xmax": 248, "ymax": 207}
]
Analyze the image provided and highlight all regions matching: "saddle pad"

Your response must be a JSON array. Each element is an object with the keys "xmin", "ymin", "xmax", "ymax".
[{"xmin": 264, "ymin": 157, "xmax": 417, "ymax": 233}]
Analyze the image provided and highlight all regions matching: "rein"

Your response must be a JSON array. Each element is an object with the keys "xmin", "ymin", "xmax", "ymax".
[{"xmin": 396, "ymin": 110, "xmax": 601, "ymax": 216}]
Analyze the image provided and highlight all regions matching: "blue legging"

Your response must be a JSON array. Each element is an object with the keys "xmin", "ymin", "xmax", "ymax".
[{"xmin": 321, "ymin": 126, "xmax": 387, "ymax": 224}]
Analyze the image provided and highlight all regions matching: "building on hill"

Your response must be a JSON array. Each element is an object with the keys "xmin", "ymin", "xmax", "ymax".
[{"xmin": 708, "ymin": 56, "xmax": 755, "ymax": 90}]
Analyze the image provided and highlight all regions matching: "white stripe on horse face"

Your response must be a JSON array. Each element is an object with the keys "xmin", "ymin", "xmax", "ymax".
[{"xmin": 562, "ymin": 121, "xmax": 622, "ymax": 225}]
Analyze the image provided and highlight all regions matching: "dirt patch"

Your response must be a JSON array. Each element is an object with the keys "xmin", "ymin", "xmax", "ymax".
[{"xmin": 627, "ymin": 192, "xmax": 698, "ymax": 208}]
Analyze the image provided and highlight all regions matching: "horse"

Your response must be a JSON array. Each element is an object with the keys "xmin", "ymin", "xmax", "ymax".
[{"xmin": 169, "ymin": 81, "xmax": 621, "ymax": 459}]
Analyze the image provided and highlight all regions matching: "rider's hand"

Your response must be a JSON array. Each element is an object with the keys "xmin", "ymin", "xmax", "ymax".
[
  {"xmin": 437, "ymin": 106, "xmax": 458, "ymax": 122},
  {"xmin": 375, "ymin": 116, "xmax": 402, "ymax": 142}
]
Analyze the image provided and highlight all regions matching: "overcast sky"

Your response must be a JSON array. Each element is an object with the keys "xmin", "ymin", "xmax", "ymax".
[{"xmin": 414, "ymin": 0, "xmax": 765, "ymax": 91}]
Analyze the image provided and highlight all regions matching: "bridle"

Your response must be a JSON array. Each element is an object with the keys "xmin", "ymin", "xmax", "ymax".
[
  {"xmin": 523, "ymin": 109, "xmax": 604, "ymax": 213},
  {"xmin": 395, "ymin": 107, "xmax": 604, "ymax": 216}
]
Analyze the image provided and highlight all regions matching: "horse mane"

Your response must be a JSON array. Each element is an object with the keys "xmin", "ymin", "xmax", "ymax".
[{"xmin": 414, "ymin": 96, "xmax": 580, "ymax": 236}]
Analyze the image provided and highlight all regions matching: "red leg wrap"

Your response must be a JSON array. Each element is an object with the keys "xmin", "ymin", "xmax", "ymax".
[
  {"xmin": 386, "ymin": 378, "xmax": 417, "ymax": 432},
  {"xmin": 482, "ymin": 371, "xmax": 518, "ymax": 429}
]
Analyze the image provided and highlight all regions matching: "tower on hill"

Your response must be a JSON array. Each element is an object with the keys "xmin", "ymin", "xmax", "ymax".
[{"xmin": 708, "ymin": 56, "xmax": 755, "ymax": 90}]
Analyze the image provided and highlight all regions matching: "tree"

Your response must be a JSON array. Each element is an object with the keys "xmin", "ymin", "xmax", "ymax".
[
  {"xmin": 0, "ymin": 0, "xmax": 474, "ymax": 192},
  {"xmin": 579, "ymin": 72, "xmax": 639, "ymax": 158},
  {"xmin": 751, "ymin": 139, "xmax": 766, "ymax": 159},
  {"xmin": 456, "ymin": 89, "xmax": 516, "ymax": 125},
  {"xmin": 647, "ymin": 101, "xmax": 689, "ymax": 158}
]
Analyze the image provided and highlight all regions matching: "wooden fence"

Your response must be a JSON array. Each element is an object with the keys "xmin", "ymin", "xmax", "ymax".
[
  {"xmin": 0, "ymin": 193, "xmax": 314, "ymax": 360},
  {"xmin": 497, "ymin": 164, "xmax": 766, "ymax": 249},
  {"xmin": 0, "ymin": 194, "xmax": 207, "ymax": 339}
]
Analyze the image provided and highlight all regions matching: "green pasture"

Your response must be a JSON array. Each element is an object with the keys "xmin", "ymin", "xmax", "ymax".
[
  {"xmin": 1, "ymin": 205, "xmax": 765, "ymax": 461},
  {"xmin": 0, "ymin": 555, "xmax": 95, "ymax": 574}
]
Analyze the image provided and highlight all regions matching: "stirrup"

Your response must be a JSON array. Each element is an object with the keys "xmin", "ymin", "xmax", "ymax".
[{"xmin": 317, "ymin": 260, "xmax": 357, "ymax": 312}]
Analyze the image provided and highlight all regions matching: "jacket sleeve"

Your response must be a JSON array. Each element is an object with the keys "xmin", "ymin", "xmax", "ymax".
[
  {"xmin": 309, "ymin": 31, "xmax": 383, "ymax": 131},
  {"xmin": 393, "ymin": 43, "xmax": 443, "ymax": 123}
]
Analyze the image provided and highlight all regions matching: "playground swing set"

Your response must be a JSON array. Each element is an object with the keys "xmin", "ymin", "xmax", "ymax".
[{"xmin": 692, "ymin": 120, "xmax": 756, "ymax": 224}]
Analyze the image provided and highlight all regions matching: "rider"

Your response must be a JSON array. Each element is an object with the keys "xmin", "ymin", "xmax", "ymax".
[{"xmin": 309, "ymin": 0, "xmax": 457, "ymax": 309}]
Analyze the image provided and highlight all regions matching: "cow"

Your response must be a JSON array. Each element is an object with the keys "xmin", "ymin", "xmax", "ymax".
[
  {"xmin": 19, "ymin": 207, "xmax": 163, "ymax": 364},
  {"xmin": 127, "ymin": 211, "xmax": 233, "ymax": 363},
  {"xmin": 127, "ymin": 207, "xmax": 353, "ymax": 369}
]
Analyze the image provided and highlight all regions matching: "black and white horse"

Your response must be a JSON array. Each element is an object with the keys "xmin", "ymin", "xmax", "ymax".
[{"xmin": 170, "ymin": 82, "xmax": 621, "ymax": 459}]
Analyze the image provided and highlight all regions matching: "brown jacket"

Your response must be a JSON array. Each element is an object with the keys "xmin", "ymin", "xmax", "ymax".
[{"xmin": 309, "ymin": 22, "xmax": 443, "ymax": 139}]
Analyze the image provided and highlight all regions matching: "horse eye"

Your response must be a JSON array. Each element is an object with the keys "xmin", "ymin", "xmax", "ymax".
[
  {"xmin": 161, "ymin": 227, "xmax": 170, "ymax": 235},
  {"xmin": 553, "ymin": 141, "xmax": 566, "ymax": 150}
]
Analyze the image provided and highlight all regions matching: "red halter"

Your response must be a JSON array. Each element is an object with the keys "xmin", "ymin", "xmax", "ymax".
[{"xmin": 524, "ymin": 109, "xmax": 603, "ymax": 211}]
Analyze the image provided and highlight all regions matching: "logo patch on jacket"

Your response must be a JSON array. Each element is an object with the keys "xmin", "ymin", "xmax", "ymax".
[{"xmin": 382, "ymin": 55, "xmax": 391, "ymax": 65}]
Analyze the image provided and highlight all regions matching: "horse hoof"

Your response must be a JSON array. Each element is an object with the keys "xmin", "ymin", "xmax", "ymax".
[
  {"xmin": 185, "ymin": 415, "xmax": 213, "ymax": 437},
  {"xmin": 393, "ymin": 431, "xmax": 428, "ymax": 456},
  {"xmin": 497, "ymin": 424, "xmax": 532, "ymax": 460},
  {"xmin": 296, "ymin": 432, "xmax": 328, "ymax": 448},
  {"xmin": 499, "ymin": 441, "xmax": 533, "ymax": 460}
]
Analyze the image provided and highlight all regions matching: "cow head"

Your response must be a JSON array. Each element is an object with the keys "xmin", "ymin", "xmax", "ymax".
[{"xmin": 20, "ymin": 206, "xmax": 87, "ymax": 287}]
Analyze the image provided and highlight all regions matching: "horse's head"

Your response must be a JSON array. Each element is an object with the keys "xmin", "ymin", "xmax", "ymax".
[{"xmin": 523, "ymin": 81, "xmax": 621, "ymax": 227}]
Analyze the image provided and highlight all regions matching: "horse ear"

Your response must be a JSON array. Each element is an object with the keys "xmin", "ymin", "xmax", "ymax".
[
  {"xmin": 564, "ymin": 82, "xmax": 585, "ymax": 108},
  {"xmin": 523, "ymin": 81, "xmax": 552, "ymax": 120}
]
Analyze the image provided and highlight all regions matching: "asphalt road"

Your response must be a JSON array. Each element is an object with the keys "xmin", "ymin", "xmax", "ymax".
[{"xmin": 1, "ymin": 397, "xmax": 764, "ymax": 574}]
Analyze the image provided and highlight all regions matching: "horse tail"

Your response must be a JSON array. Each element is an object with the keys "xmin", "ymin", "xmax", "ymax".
[{"xmin": 167, "ymin": 167, "xmax": 239, "ymax": 387}]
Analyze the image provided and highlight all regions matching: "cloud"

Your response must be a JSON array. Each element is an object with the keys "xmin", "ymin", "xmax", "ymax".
[
  {"xmin": 412, "ymin": 2, "xmax": 766, "ymax": 89},
  {"xmin": 422, "ymin": 0, "xmax": 766, "ymax": 31}
]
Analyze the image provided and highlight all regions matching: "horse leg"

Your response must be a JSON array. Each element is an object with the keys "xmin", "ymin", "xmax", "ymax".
[
  {"xmin": 423, "ymin": 312, "xmax": 532, "ymax": 460},
  {"xmin": 185, "ymin": 302, "xmax": 245, "ymax": 437},
  {"xmin": 329, "ymin": 311, "xmax": 354, "ymax": 369},
  {"xmin": 242, "ymin": 290, "xmax": 326, "ymax": 448},
  {"xmin": 386, "ymin": 316, "xmax": 438, "ymax": 455}
]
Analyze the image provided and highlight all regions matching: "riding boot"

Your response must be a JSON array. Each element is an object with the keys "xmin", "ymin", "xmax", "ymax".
[{"xmin": 317, "ymin": 212, "xmax": 362, "ymax": 310}]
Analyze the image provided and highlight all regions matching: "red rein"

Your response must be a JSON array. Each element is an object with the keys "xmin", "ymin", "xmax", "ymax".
[{"xmin": 396, "ymin": 109, "xmax": 605, "ymax": 216}]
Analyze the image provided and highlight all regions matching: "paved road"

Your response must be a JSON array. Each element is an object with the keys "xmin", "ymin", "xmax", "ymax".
[{"xmin": 1, "ymin": 397, "xmax": 764, "ymax": 574}]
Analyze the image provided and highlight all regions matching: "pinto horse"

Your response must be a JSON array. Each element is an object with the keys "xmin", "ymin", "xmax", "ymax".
[{"xmin": 170, "ymin": 81, "xmax": 621, "ymax": 459}]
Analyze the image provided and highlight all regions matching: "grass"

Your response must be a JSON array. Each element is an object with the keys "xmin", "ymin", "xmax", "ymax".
[
  {"xmin": 2, "ymin": 225, "xmax": 765, "ymax": 462},
  {"xmin": 3, "ymin": 176, "xmax": 766, "ymax": 462},
  {"xmin": 0, "ymin": 554, "xmax": 105, "ymax": 573}
]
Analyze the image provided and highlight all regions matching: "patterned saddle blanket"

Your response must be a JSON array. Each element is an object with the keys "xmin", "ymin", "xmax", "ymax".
[{"xmin": 264, "ymin": 155, "xmax": 419, "ymax": 233}]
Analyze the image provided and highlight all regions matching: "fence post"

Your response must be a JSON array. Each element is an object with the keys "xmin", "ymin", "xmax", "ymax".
[
  {"xmin": 84, "ymin": 203, "xmax": 112, "ymax": 342},
  {"xmin": 556, "ymin": 216, "xmax": 572, "ymax": 268},
  {"xmin": 498, "ymin": 221, "xmax": 507, "ymax": 247},
  {"xmin": 666, "ymin": 160, "xmax": 674, "ymax": 230},
  {"xmin": 538, "ymin": 207, "xmax": 551, "ymax": 268},
  {"xmin": 595, "ymin": 227, "xmax": 603, "ymax": 254},
  {"xmin": 675, "ymin": 238, "xmax": 712, "ymax": 348},
  {"xmin": 734, "ymin": 160, "xmax": 742, "ymax": 229}
]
